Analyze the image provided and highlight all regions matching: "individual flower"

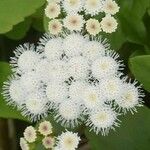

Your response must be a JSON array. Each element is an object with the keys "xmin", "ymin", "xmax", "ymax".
[
  {"xmin": 45, "ymin": 2, "xmax": 61, "ymax": 19},
  {"xmin": 48, "ymin": 19, "xmax": 62, "ymax": 35},
  {"xmin": 82, "ymin": 85, "xmax": 105, "ymax": 109},
  {"xmin": 23, "ymin": 126, "xmax": 37, "ymax": 143},
  {"xmin": 22, "ymin": 92, "xmax": 48, "ymax": 122},
  {"xmin": 102, "ymin": 0, "xmax": 120, "ymax": 15},
  {"xmin": 87, "ymin": 106, "xmax": 119, "ymax": 135},
  {"xmin": 67, "ymin": 56, "xmax": 89, "ymax": 79},
  {"xmin": 54, "ymin": 100, "xmax": 82, "ymax": 127},
  {"xmin": 84, "ymin": 0, "xmax": 103, "ymax": 16},
  {"xmin": 63, "ymin": 14, "xmax": 84, "ymax": 31},
  {"xmin": 115, "ymin": 81, "xmax": 144, "ymax": 114},
  {"xmin": 86, "ymin": 19, "xmax": 101, "ymax": 36},
  {"xmin": 46, "ymin": 82, "xmax": 68, "ymax": 105},
  {"xmin": 62, "ymin": 0, "xmax": 84, "ymax": 14},
  {"xmin": 91, "ymin": 51, "xmax": 123, "ymax": 79},
  {"xmin": 20, "ymin": 138, "xmax": 29, "ymax": 150},
  {"xmin": 43, "ymin": 37, "xmax": 63, "ymax": 61},
  {"xmin": 63, "ymin": 33, "xmax": 86, "ymax": 57},
  {"xmin": 101, "ymin": 15, "xmax": 118, "ymax": 33},
  {"xmin": 99, "ymin": 77, "xmax": 123, "ymax": 100},
  {"xmin": 2, "ymin": 76, "xmax": 25, "ymax": 106},
  {"xmin": 10, "ymin": 44, "xmax": 40, "ymax": 73},
  {"xmin": 57, "ymin": 131, "xmax": 80, "ymax": 150},
  {"xmin": 42, "ymin": 136, "xmax": 55, "ymax": 149},
  {"xmin": 38, "ymin": 121, "xmax": 53, "ymax": 136},
  {"xmin": 82, "ymin": 40, "xmax": 106, "ymax": 61}
]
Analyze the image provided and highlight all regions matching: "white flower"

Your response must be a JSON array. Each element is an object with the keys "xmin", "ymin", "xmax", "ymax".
[
  {"xmin": 47, "ymin": 0, "xmax": 61, "ymax": 4},
  {"xmin": 115, "ymin": 82, "xmax": 144, "ymax": 114},
  {"xmin": 63, "ymin": 33, "xmax": 86, "ymax": 57},
  {"xmin": 100, "ymin": 77, "xmax": 123, "ymax": 100},
  {"xmin": 86, "ymin": 19, "xmax": 101, "ymax": 36},
  {"xmin": 57, "ymin": 131, "xmax": 80, "ymax": 150},
  {"xmin": 62, "ymin": 0, "xmax": 84, "ymax": 14},
  {"xmin": 87, "ymin": 106, "xmax": 119, "ymax": 135},
  {"xmin": 84, "ymin": 0, "xmax": 103, "ymax": 16},
  {"xmin": 23, "ymin": 126, "xmax": 37, "ymax": 143},
  {"xmin": 102, "ymin": 0, "xmax": 120, "ymax": 15},
  {"xmin": 45, "ymin": 2, "xmax": 61, "ymax": 19},
  {"xmin": 44, "ymin": 37, "xmax": 63, "ymax": 61},
  {"xmin": 22, "ymin": 93, "xmax": 48, "ymax": 122},
  {"xmin": 47, "ymin": 60, "xmax": 69, "ymax": 82},
  {"xmin": 54, "ymin": 100, "xmax": 82, "ymax": 127},
  {"xmin": 2, "ymin": 77, "xmax": 25, "ymax": 106},
  {"xmin": 69, "ymin": 80, "xmax": 87, "ymax": 104},
  {"xmin": 42, "ymin": 136, "xmax": 55, "ymax": 149},
  {"xmin": 67, "ymin": 56, "xmax": 89, "ymax": 79},
  {"xmin": 10, "ymin": 44, "xmax": 40, "ymax": 73},
  {"xmin": 20, "ymin": 138, "xmax": 29, "ymax": 150},
  {"xmin": 38, "ymin": 121, "xmax": 53, "ymax": 136},
  {"xmin": 63, "ymin": 14, "xmax": 84, "ymax": 31},
  {"xmin": 101, "ymin": 15, "xmax": 118, "ymax": 33},
  {"xmin": 48, "ymin": 19, "xmax": 62, "ymax": 35},
  {"xmin": 92, "ymin": 56, "xmax": 119, "ymax": 79},
  {"xmin": 82, "ymin": 40, "xmax": 105, "ymax": 61},
  {"xmin": 20, "ymin": 71, "xmax": 40, "ymax": 93},
  {"xmin": 82, "ymin": 85, "xmax": 105, "ymax": 109},
  {"xmin": 46, "ymin": 82, "xmax": 68, "ymax": 104}
]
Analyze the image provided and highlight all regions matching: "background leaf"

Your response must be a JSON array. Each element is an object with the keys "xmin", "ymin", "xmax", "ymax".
[
  {"xmin": 0, "ymin": 0, "xmax": 45, "ymax": 34},
  {"xmin": 85, "ymin": 107, "xmax": 150, "ymax": 150},
  {"xmin": 129, "ymin": 55, "xmax": 150, "ymax": 92}
]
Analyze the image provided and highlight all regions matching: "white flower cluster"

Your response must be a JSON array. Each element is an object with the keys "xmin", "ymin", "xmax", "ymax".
[
  {"xmin": 45, "ymin": 0, "xmax": 119, "ymax": 35},
  {"xmin": 20, "ymin": 121, "xmax": 80, "ymax": 150},
  {"xmin": 2, "ymin": 32, "xmax": 144, "ymax": 135}
]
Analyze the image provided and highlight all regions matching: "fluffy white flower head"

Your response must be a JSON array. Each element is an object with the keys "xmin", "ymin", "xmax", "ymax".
[
  {"xmin": 42, "ymin": 136, "xmax": 55, "ymax": 149},
  {"xmin": 45, "ymin": 2, "xmax": 60, "ymax": 19},
  {"xmin": 44, "ymin": 38, "xmax": 63, "ymax": 61},
  {"xmin": 20, "ymin": 138, "xmax": 29, "ymax": 150},
  {"xmin": 86, "ymin": 19, "xmax": 101, "ymax": 36},
  {"xmin": 46, "ymin": 82, "xmax": 68, "ymax": 104},
  {"xmin": 57, "ymin": 131, "xmax": 80, "ymax": 150},
  {"xmin": 48, "ymin": 19, "xmax": 62, "ymax": 35},
  {"xmin": 2, "ymin": 78, "xmax": 25, "ymax": 105},
  {"xmin": 83, "ymin": 40, "xmax": 105, "ymax": 61},
  {"xmin": 67, "ymin": 56, "xmax": 89, "ymax": 79},
  {"xmin": 38, "ymin": 121, "xmax": 53, "ymax": 136},
  {"xmin": 102, "ymin": 0, "xmax": 120, "ymax": 15},
  {"xmin": 101, "ymin": 15, "xmax": 118, "ymax": 33},
  {"xmin": 116, "ymin": 83, "xmax": 144, "ymax": 113},
  {"xmin": 91, "ymin": 56, "xmax": 119, "ymax": 79},
  {"xmin": 100, "ymin": 77, "xmax": 122, "ymax": 100},
  {"xmin": 63, "ymin": 33, "xmax": 86, "ymax": 57},
  {"xmin": 62, "ymin": 0, "xmax": 84, "ymax": 14},
  {"xmin": 87, "ymin": 107, "xmax": 119, "ymax": 135},
  {"xmin": 55, "ymin": 100, "xmax": 81, "ymax": 127},
  {"xmin": 23, "ymin": 126, "xmax": 37, "ymax": 143},
  {"xmin": 85, "ymin": 0, "xmax": 103, "ymax": 16},
  {"xmin": 10, "ymin": 44, "xmax": 40, "ymax": 73},
  {"xmin": 63, "ymin": 14, "xmax": 84, "ymax": 31}
]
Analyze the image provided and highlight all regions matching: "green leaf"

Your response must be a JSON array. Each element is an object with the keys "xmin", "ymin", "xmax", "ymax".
[
  {"xmin": 129, "ymin": 55, "xmax": 150, "ymax": 92},
  {"xmin": 85, "ymin": 107, "xmax": 150, "ymax": 150},
  {"xmin": 117, "ymin": 0, "xmax": 149, "ymax": 45},
  {"xmin": 43, "ymin": 15, "xmax": 49, "ymax": 32},
  {"xmin": 0, "ymin": 62, "xmax": 28, "ymax": 121},
  {"xmin": 5, "ymin": 18, "xmax": 32, "ymax": 40},
  {"xmin": 0, "ymin": 0, "xmax": 45, "ymax": 34}
]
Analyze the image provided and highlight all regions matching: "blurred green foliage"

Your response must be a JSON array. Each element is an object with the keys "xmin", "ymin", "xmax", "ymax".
[{"xmin": 0, "ymin": 0, "xmax": 150, "ymax": 149}]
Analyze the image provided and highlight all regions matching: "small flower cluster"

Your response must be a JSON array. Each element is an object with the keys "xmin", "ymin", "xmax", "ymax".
[
  {"xmin": 20, "ymin": 120, "xmax": 80, "ymax": 150},
  {"xmin": 2, "ymin": 32, "xmax": 144, "ymax": 135},
  {"xmin": 45, "ymin": 0, "xmax": 119, "ymax": 35}
]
